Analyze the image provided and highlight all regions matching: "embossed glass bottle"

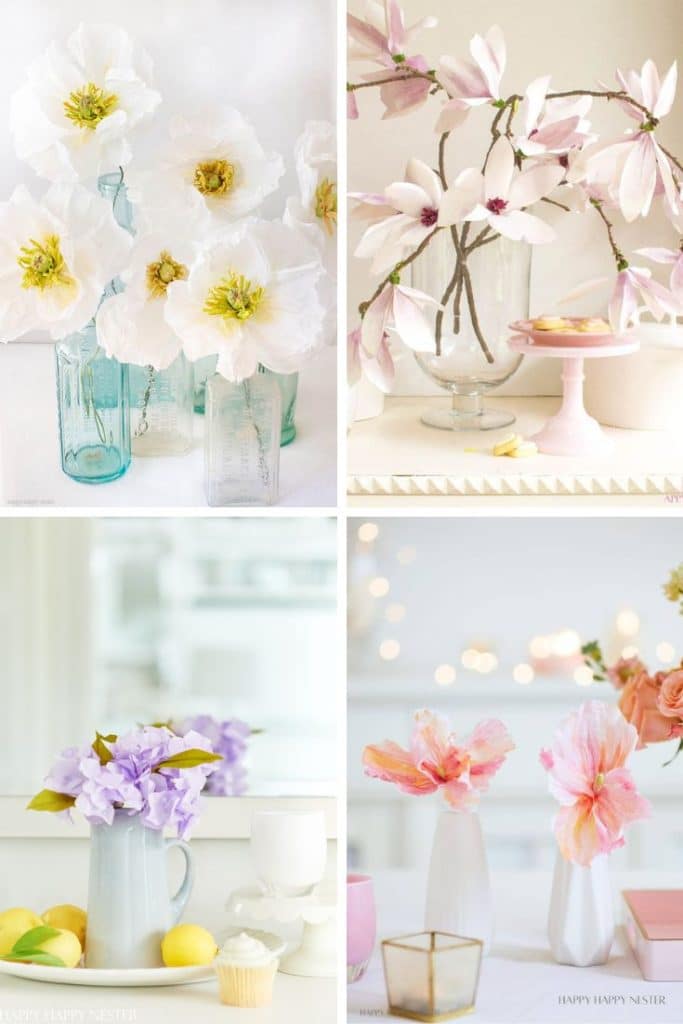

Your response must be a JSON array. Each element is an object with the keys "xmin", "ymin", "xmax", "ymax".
[
  {"xmin": 196, "ymin": 358, "xmax": 298, "ymax": 446},
  {"xmin": 204, "ymin": 372, "xmax": 282, "ymax": 506},
  {"xmin": 129, "ymin": 353, "xmax": 194, "ymax": 457}
]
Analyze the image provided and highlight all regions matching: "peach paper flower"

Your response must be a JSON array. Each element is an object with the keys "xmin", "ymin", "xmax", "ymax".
[
  {"xmin": 363, "ymin": 709, "xmax": 515, "ymax": 810},
  {"xmin": 657, "ymin": 669, "xmax": 683, "ymax": 720},
  {"xmin": 540, "ymin": 701, "xmax": 651, "ymax": 867},
  {"xmin": 618, "ymin": 669, "xmax": 682, "ymax": 746}
]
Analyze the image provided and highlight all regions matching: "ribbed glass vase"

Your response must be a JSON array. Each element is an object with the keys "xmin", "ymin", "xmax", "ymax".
[
  {"xmin": 129, "ymin": 354, "xmax": 194, "ymax": 457},
  {"xmin": 195, "ymin": 358, "xmax": 298, "ymax": 446}
]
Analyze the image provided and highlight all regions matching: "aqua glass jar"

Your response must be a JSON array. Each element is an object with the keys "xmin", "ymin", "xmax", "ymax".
[
  {"xmin": 193, "ymin": 355, "xmax": 218, "ymax": 414},
  {"xmin": 98, "ymin": 171, "xmax": 135, "ymax": 233},
  {"xmin": 204, "ymin": 372, "xmax": 282, "ymax": 506},
  {"xmin": 259, "ymin": 367, "xmax": 299, "ymax": 446},
  {"xmin": 129, "ymin": 353, "xmax": 194, "ymax": 457}
]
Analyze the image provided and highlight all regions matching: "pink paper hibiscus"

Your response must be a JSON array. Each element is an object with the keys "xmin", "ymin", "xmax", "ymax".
[
  {"xmin": 352, "ymin": 158, "xmax": 443, "ymax": 274},
  {"xmin": 438, "ymin": 138, "xmax": 564, "ymax": 243},
  {"xmin": 540, "ymin": 701, "xmax": 651, "ymax": 867},
  {"xmin": 348, "ymin": 325, "xmax": 395, "ymax": 391},
  {"xmin": 361, "ymin": 280, "xmax": 441, "ymax": 355},
  {"xmin": 363, "ymin": 709, "xmax": 515, "ymax": 810},
  {"xmin": 516, "ymin": 76, "xmax": 594, "ymax": 158},
  {"xmin": 436, "ymin": 26, "xmax": 506, "ymax": 133},
  {"xmin": 348, "ymin": 1, "xmax": 437, "ymax": 118}
]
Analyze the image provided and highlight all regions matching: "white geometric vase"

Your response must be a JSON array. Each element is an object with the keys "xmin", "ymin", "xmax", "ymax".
[
  {"xmin": 548, "ymin": 851, "xmax": 614, "ymax": 966},
  {"xmin": 424, "ymin": 810, "xmax": 493, "ymax": 954}
]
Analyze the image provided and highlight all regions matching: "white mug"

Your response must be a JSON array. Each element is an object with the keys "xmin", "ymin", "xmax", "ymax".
[{"xmin": 250, "ymin": 810, "xmax": 327, "ymax": 897}]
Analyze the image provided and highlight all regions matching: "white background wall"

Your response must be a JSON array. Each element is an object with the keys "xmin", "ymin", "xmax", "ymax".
[
  {"xmin": 348, "ymin": 0, "xmax": 683, "ymax": 395},
  {"xmin": 348, "ymin": 517, "xmax": 683, "ymax": 875},
  {"xmin": 0, "ymin": 0, "xmax": 335, "ymax": 218}
]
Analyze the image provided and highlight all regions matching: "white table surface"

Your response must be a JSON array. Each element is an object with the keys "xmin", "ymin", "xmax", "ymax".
[
  {"xmin": 348, "ymin": 869, "xmax": 683, "ymax": 1024},
  {"xmin": 347, "ymin": 397, "xmax": 683, "ymax": 505},
  {"xmin": 0, "ymin": 344, "xmax": 337, "ymax": 509}
]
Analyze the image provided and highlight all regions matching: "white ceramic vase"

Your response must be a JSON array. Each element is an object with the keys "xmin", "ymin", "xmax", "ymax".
[
  {"xmin": 548, "ymin": 852, "xmax": 614, "ymax": 967},
  {"xmin": 424, "ymin": 810, "xmax": 493, "ymax": 953},
  {"xmin": 86, "ymin": 811, "xmax": 194, "ymax": 968}
]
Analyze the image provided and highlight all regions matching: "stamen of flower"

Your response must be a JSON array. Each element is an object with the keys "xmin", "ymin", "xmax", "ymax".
[
  {"xmin": 17, "ymin": 235, "xmax": 74, "ymax": 291},
  {"xmin": 486, "ymin": 197, "xmax": 508, "ymax": 215},
  {"xmin": 203, "ymin": 271, "xmax": 265, "ymax": 322},
  {"xmin": 145, "ymin": 250, "xmax": 188, "ymax": 299},
  {"xmin": 314, "ymin": 177, "xmax": 337, "ymax": 235},
  {"xmin": 63, "ymin": 83, "xmax": 118, "ymax": 130},
  {"xmin": 594, "ymin": 772, "xmax": 605, "ymax": 790},
  {"xmin": 193, "ymin": 159, "xmax": 236, "ymax": 196},
  {"xmin": 420, "ymin": 206, "xmax": 438, "ymax": 227}
]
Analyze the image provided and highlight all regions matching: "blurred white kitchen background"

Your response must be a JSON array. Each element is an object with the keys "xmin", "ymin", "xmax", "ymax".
[
  {"xmin": 0, "ymin": 517, "xmax": 336, "ymax": 796},
  {"xmin": 348, "ymin": 518, "xmax": 683, "ymax": 874}
]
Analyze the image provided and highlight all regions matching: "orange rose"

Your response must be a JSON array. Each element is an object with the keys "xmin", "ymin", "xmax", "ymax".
[
  {"xmin": 618, "ymin": 671, "xmax": 677, "ymax": 747},
  {"xmin": 657, "ymin": 669, "xmax": 683, "ymax": 719}
]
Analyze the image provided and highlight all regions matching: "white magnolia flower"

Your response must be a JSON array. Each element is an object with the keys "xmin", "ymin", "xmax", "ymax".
[
  {"xmin": 127, "ymin": 111, "xmax": 284, "ymax": 227},
  {"xmin": 284, "ymin": 121, "xmax": 337, "ymax": 342},
  {"xmin": 0, "ymin": 182, "xmax": 131, "ymax": 342},
  {"xmin": 97, "ymin": 220, "xmax": 202, "ymax": 370},
  {"xmin": 10, "ymin": 23, "xmax": 161, "ymax": 182},
  {"xmin": 164, "ymin": 220, "xmax": 325, "ymax": 383}
]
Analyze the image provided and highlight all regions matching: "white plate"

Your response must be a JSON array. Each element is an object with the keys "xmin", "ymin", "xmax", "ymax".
[{"xmin": 0, "ymin": 960, "xmax": 214, "ymax": 988}]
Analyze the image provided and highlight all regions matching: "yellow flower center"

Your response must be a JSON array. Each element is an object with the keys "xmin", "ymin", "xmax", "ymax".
[
  {"xmin": 594, "ymin": 772, "xmax": 605, "ymax": 791},
  {"xmin": 145, "ymin": 250, "xmax": 188, "ymax": 299},
  {"xmin": 63, "ymin": 83, "xmax": 118, "ymax": 130},
  {"xmin": 193, "ymin": 159, "xmax": 236, "ymax": 196},
  {"xmin": 203, "ymin": 271, "xmax": 264, "ymax": 322},
  {"xmin": 314, "ymin": 177, "xmax": 337, "ymax": 235},
  {"xmin": 17, "ymin": 235, "xmax": 74, "ymax": 291}
]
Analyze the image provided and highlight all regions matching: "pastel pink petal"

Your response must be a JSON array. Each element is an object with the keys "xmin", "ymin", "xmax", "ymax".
[
  {"xmin": 653, "ymin": 141, "xmax": 681, "ymax": 219},
  {"xmin": 386, "ymin": 0, "xmax": 406, "ymax": 52},
  {"xmin": 399, "ymin": 222, "xmax": 432, "ymax": 245},
  {"xmin": 636, "ymin": 246, "xmax": 678, "ymax": 265},
  {"xmin": 347, "ymin": 92, "xmax": 359, "ymax": 120},
  {"xmin": 619, "ymin": 136, "xmax": 657, "ymax": 222},
  {"xmin": 484, "ymin": 138, "xmax": 515, "ymax": 201},
  {"xmin": 411, "ymin": 709, "xmax": 451, "ymax": 767},
  {"xmin": 438, "ymin": 168, "xmax": 484, "ymax": 226},
  {"xmin": 354, "ymin": 215, "xmax": 406, "ymax": 260},
  {"xmin": 383, "ymin": 182, "xmax": 430, "ymax": 217},
  {"xmin": 671, "ymin": 257, "xmax": 683, "ymax": 303},
  {"xmin": 347, "ymin": 14, "xmax": 387, "ymax": 54},
  {"xmin": 363, "ymin": 336, "xmax": 395, "ymax": 391},
  {"xmin": 467, "ymin": 718, "xmax": 515, "ymax": 763},
  {"xmin": 608, "ymin": 272, "xmax": 638, "ymax": 334},
  {"xmin": 392, "ymin": 288, "xmax": 436, "ymax": 351},
  {"xmin": 361, "ymin": 287, "xmax": 392, "ymax": 356},
  {"xmin": 469, "ymin": 25, "xmax": 505, "ymax": 98},
  {"xmin": 380, "ymin": 78, "xmax": 431, "ymax": 118},
  {"xmin": 347, "ymin": 328, "xmax": 362, "ymax": 386},
  {"xmin": 540, "ymin": 748, "xmax": 554, "ymax": 771},
  {"xmin": 406, "ymin": 158, "xmax": 442, "ymax": 207},
  {"xmin": 363, "ymin": 741, "xmax": 438, "ymax": 796},
  {"xmin": 439, "ymin": 55, "xmax": 488, "ymax": 100},
  {"xmin": 523, "ymin": 75, "xmax": 551, "ymax": 136},
  {"xmin": 640, "ymin": 59, "xmax": 660, "ymax": 114},
  {"xmin": 496, "ymin": 208, "xmax": 555, "ymax": 244},
  {"xmin": 435, "ymin": 99, "xmax": 470, "ymax": 134},
  {"xmin": 654, "ymin": 61, "xmax": 678, "ymax": 119},
  {"xmin": 530, "ymin": 116, "xmax": 582, "ymax": 151},
  {"xmin": 508, "ymin": 163, "xmax": 565, "ymax": 209},
  {"xmin": 555, "ymin": 798, "xmax": 602, "ymax": 867},
  {"xmin": 442, "ymin": 778, "xmax": 475, "ymax": 810}
]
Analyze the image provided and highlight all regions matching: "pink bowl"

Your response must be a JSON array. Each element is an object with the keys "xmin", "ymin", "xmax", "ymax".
[{"xmin": 347, "ymin": 873, "xmax": 376, "ymax": 981}]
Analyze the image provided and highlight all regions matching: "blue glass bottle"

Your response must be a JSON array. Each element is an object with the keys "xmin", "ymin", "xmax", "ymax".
[{"xmin": 195, "ymin": 357, "xmax": 298, "ymax": 447}]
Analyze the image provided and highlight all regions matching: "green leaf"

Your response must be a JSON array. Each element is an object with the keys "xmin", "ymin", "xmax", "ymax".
[
  {"xmin": 12, "ymin": 927, "xmax": 61, "ymax": 955},
  {"xmin": 2, "ymin": 951, "xmax": 66, "ymax": 967},
  {"xmin": 92, "ymin": 732, "xmax": 117, "ymax": 765},
  {"xmin": 155, "ymin": 748, "xmax": 223, "ymax": 771},
  {"xmin": 26, "ymin": 789, "xmax": 77, "ymax": 813}
]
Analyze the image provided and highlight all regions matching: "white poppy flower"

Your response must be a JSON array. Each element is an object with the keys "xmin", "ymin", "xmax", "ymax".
[
  {"xmin": 0, "ymin": 182, "xmax": 131, "ymax": 342},
  {"xmin": 97, "ymin": 220, "xmax": 202, "ymax": 370},
  {"xmin": 284, "ymin": 121, "xmax": 337, "ymax": 342},
  {"xmin": 10, "ymin": 23, "xmax": 161, "ymax": 183},
  {"xmin": 126, "ymin": 111, "xmax": 284, "ymax": 227},
  {"xmin": 164, "ymin": 220, "xmax": 324, "ymax": 383}
]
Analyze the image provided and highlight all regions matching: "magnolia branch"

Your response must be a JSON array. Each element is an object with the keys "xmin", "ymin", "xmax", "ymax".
[
  {"xmin": 347, "ymin": 68, "xmax": 439, "ymax": 93},
  {"xmin": 358, "ymin": 226, "xmax": 442, "ymax": 318},
  {"xmin": 590, "ymin": 199, "xmax": 628, "ymax": 270}
]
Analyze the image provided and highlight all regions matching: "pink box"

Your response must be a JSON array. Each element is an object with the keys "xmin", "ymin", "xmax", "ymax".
[{"xmin": 622, "ymin": 890, "xmax": 683, "ymax": 981}]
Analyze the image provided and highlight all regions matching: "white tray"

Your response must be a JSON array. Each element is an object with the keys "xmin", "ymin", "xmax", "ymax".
[{"xmin": 0, "ymin": 960, "xmax": 214, "ymax": 987}]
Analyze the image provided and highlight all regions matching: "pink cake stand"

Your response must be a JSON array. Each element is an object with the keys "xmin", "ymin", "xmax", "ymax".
[{"xmin": 508, "ymin": 334, "xmax": 640, "ymax": 456}]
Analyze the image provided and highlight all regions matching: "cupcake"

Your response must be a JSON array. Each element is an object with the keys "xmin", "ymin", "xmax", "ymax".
[{"xmin": 215, "ymin": 932, "xmax": 278, "ymax": 1008}]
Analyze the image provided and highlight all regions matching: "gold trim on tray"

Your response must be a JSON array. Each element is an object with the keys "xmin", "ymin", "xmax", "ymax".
[{"xmin": 387, "ymin": 1005, "xmax": 475, "ymax": 1023}]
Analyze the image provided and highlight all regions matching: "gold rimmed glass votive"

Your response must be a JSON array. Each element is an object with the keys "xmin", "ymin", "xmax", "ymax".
[{"xmin": 381, "ymin": 931, "xmax": 483, "ymax": 1022}]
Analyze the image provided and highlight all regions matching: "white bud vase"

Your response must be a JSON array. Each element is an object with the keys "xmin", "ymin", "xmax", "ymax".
[
  {"xmin": 424, "ymin": 810, "xmax": 493, "ymax": 953},
  {"xmin": 548, "ymin": 851, "xmax": 614, "ymax": 967}
]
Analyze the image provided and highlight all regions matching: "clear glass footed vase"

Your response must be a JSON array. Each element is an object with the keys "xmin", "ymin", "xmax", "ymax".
[
  {"xmin": 129, "ymin": 353, "xmax": 194, "ymax": 457},
  {"xmin": 196, "ymin": 357, "xmax": 299, "ymax": 446},
  {"xmin": 55, "ymin": 317, "xmax": 131, "ymax": 485},
  {"xmin": 411, "ymin": 231, "xmax": 530, "ymax": 431},
  {"xmin": 204, "ymin": 372, "xmax": 282, "ymax": 506}
]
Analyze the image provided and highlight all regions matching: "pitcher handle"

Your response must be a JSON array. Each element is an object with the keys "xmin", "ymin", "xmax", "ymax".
[{"xmin": 165, "ymin": 838, "xmax": 194, "ymax": 925}]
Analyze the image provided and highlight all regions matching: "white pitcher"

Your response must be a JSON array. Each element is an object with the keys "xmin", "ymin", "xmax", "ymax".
[
  {"xmin": 424, "ymin": 809, "xmax": 493, "ymax": 953},
  {"xmin": 86, "ymin": 811, "xmax": 194, "ymax": 968},
  {"xmin": 548, "ymin": 851, "xmax": 614, "ymax": 967}
]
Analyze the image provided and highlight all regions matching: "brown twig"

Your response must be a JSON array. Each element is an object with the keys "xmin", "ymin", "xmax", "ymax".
[
  {"xmin": 462, "ymin": 264, "xmax": 494, "ymax": 363},
  {"xmin": 358, "ymin": 226, "xmax": 442, "ymax": 318},
  {"xmin": 590, "ymin": 199, "xmax": 627, "ymax": 269},
  {"xmin": 546, "ymin": 88, "xmax": 654, "ymax": 122},
  {"xmin": 347, "ymin": 69, "xmax": 438, "ymax": 93},
  {"xmin": 541, "ymin": 196, "xmax": 572, "ymax": 213}
]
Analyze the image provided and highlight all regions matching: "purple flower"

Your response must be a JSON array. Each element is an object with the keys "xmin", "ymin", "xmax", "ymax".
[{"xmin": 175, "ymin": 716, "xmax": 250, "ymax": 796}]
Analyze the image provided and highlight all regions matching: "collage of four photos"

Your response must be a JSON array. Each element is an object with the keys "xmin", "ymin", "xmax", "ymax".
[{"xmin": 0, "ymin": 1, "xmax": 682, "ymax": 1023}]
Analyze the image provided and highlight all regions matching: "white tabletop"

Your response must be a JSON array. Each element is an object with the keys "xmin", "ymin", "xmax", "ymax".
[
  {"xmin": 0, "ymin": 343, "xmax": 337, "ymax": 508},
  {"xmin": 348, "ymin": 869, "xmax": 683, "ymax": 1024},
  {"xmin": 347, "ymin": 396, "xmax": 683, "ymax": 502}
]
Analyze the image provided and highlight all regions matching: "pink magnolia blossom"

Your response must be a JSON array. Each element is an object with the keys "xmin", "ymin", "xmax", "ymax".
[
  {"xmin": 436, "ymin": 26, "xmax": 506, "ymax": 133},
  {"xmin": 608, "ymin": 265, "xmax": 679, "ymax": 334},
  {"xmin": 516, "ymin": 76, "xmax": 594, "ymax": 158},
  {"xmin": 361, "ymin": 280, "xmax": 441, "ymax": 355},
  {"xmin": 348, "ymin": 2, "xmax": 437, "ymax": 119},
  {"xmin": 438, "ymin": 138, "xmax": 563, "ymax": 243},
  {"xmin": 636, "ymin": 243, "xmax": 683, "ymax": 310},
  {"xmin": 540, "ymin": 701, "xmax": 651, "ymax": 867},
  {"xmin": 614, "ymin": 59, "xmax": 678, "ymax": 124},
  {"xmin": 363, "ymin": 709, "xmax": 515, "ymax": 810},
  {"xmin": 348, "ymin": 325, "xmax": 395, "ymax": 391},
  {"xmin": 352, "ymin": 158, "xmax": 443, "ymax": 273}
]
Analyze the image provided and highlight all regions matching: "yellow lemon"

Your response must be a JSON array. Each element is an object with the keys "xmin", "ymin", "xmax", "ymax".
[
  {"xmin": 0, "ymin": 908, "xmax": 43, "ymax": 955},
  {"xmin": 161, "ymin": 924, "xmax": 217, "ymax": 967},
  {"xmin": 42, "ymin": 906, "xmax": 87, "ymax": 949},
  {"xmin": 35, "ymin": 928, "xmax": 82, "ymax": 968}
]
